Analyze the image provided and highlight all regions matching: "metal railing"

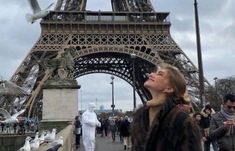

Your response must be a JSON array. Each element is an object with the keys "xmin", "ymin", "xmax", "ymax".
[{"xmin": 42, "ymin": 11, "xmax": 170, "ymax": 24}]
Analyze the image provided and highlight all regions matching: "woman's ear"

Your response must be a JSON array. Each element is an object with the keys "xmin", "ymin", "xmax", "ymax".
[{"xmin": 163, "ymin": 87, "xmax": 174, "ymax": 94}]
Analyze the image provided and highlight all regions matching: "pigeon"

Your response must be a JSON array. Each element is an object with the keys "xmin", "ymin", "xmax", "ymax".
[
  {"xmin": 49, "ymin": 128, "xmax": 57, "ymax": 141},
  {"xmin": 0, "ymin": 108, "xmax": 25, "ymax": 124},
  {"xmin": 39, "ymin": 131, "xmax": 46, "ymax": 144},
  {"xmin": 50, "ymin": 136, "xmax": 63, "ymax": 146},
  {"xmin": 44, "ymin": 129, "xmax": 56, "ymax": 142},
  {"xmin": 57, "ymin": 136, "xmax": 63, "ymax": 146},
  {"xmin": 26, "ymin": 0, "xmax": 54, "ymax": 23},
  {"xmin": 0, "ymin": 80, "xmax": 29, "ymax": 96},
  {"xmin": 30, "ymin": 132, "xmax": 39, "ymax": 143},
  {"xmin": 30, "ymin": 138, "xmax": 40, "ymax": 151},
  {"xmin": 18, "ymin": 136, "xmax": 31, "ymax": 151},
  {"xmin": 44, "ymin": 130, "xmax": 51, "ymax": 141},
  {"xmin": 46, "ymin": 144, "xmax": 62, "ymax": 151},
  {"xmin": 47, "ymin": 136, "xmax": 63, "ymax": 151}
]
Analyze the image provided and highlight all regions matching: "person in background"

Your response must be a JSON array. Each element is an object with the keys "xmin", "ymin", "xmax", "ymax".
[
  {"xmin": 120, "ymin": 116, "xmax": 131, "ymax": 150},
  {"xmin": 18, "ymin": 117, "xmax": 25, "ymax": 135},
  {"xmin": 117, "ymin": 117, "xmax": 124, "ymax": 142},
  {"xmin": 103, "ymin": 118, "xmax": 109, "ymax": 137},
  {"xmin": 131, "ymin": 63, "xmax": 202, "ymax": 151},
  {"xmin": 0, "ymin": 117, "xmax": 5, "ymax": 132},
  {"xmin": 82, "ymin": 103, "xmax": 101, "ymax": 151},
  {"xmin": 193, "ymin": 112, "xmax": 205, "ymax": 150},
  {"xmin": 210, "ymin": 94, "xmax": 235, "ymax": 151},
  {"xmin": 13, "ymin": 122, "xmax": 18, "ymax": 133},
  {"xmin": 201, "ymin": 104, "xmax": 213, "ymax": 151},
  {"xmin": 109, "ymin": 118, "xmax": 117, "ymax": 142},
  {"xmin": 74, "ymin": 115, "xmax": 82, "ymax": 149},
  {"xmin": 5, "ymin": 123, "xmax": 10, "ymax": 133}
]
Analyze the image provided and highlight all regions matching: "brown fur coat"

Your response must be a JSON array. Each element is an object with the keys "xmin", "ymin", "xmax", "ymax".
[{"xmin": 131, "ymin": 97, "xmax": 202, "ymax": 151}]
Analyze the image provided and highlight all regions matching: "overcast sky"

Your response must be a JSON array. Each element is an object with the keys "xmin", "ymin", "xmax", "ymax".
[{"xmin": 0, "ymin": 0, "xmax": 234, "ymax": 111}]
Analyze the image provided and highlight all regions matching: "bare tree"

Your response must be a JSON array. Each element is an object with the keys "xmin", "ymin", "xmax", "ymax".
[
  {"xmin": 216, "ymin": 76, "xmax": 235, "ymax": 96},
  {"xmin": 205, "ymin": 76, "xmax": 235, "ymax": 111}
]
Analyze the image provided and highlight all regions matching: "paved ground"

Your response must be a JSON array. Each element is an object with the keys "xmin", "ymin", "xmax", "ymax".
[
  {"xmin": 77, "ymin": 135, "xmax": 128, "ymax": 151},
  {"xmin": 76, "ymin": 135, "xmax": 215, "ymax": 151}
]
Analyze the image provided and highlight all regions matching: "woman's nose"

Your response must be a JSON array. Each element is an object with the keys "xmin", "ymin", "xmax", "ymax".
[{"xmin": 146, "ymin": 73, "xmax": 150, "ymax": 77}]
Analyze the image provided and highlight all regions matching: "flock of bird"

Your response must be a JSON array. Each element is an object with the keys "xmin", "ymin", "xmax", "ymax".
[{"xmin": 18, "ymin": 128, "xmax": 64, "ymax": 151}]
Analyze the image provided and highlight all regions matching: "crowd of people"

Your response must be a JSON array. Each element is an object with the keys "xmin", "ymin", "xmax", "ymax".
[
  {"xmin": 0, "ymin": 117, "xmax": 38, "ymax": 134},
  {"xmin": 96, "ymin": 116, "xmax": 132, "ymax": 150},
  {"xmin": 193, "ymin": 94, "xmax": 235, "ymax": 151},
  {"xmin": 74, "ymin": 103, "xmax": 133, "ymax": 151},
  {"xmin": 73, "ymin": 63, "xmax": 235, "ymax": 151}
]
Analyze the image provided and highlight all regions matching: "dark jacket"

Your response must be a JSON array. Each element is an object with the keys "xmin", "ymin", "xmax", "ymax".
[
  {"xmin": 74, "ymin": 119, "xmax": 81, "ymax": 135},
  {"xmin": 210, "ymin": 111, "xmax": 235, "ymax": 151},
  {"xmin": 131, "ymin": 97, "xmax": 202, "ymax": 151},
  {"xmin": 120, "ymin": 119, "xmax": 131, "ymax": 137}
]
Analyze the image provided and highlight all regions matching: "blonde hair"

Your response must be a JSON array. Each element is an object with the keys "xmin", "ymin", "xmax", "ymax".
[{"xmin": 158, "ymin": 63, "xmax": 186, "ymax": 99}]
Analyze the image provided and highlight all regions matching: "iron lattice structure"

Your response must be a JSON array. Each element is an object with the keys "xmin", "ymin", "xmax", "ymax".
[{"xmin": 0, "ymin": 0, "xmax": 210, "ymax": 117}]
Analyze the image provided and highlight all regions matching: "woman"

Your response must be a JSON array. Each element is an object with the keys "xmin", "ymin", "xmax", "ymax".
[
  {"xmin": 201, "ymin": 105, "xmax": 213, "ymax": 151},
  {"xmin": 74, "ymin": 116, "xmax": 82, "ymax": 148},
  {"xmin": 193, "ymin": 112, "xmax": 205, "ymax": 150},
  {"xmin": 131, "ymin": 63, "xmax": 202, "ymax": 151}
]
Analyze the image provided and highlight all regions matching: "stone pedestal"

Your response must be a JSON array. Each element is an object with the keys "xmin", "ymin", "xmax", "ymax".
[{"xmin": 40, "ymin": 79, "xmax": 80, "ymax": 131}]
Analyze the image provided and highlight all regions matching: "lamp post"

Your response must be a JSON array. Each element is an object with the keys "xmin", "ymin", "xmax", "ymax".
[
  {"xmin": 130, "ymin": 53, "xmax": 137, "ymax": 110},
  {"xmin": 214, "ymin": 77, "xmax": 218, "ymax": 96},
  {"xmin": 110, "ymin": 76, "xmax": 115, "ymax": 117},
  {"xmin": 80, "ymin": 89, "xmax": 83, "ymax": 111},
  {"xmin": 194, "ymin": 0, "xmax": 205, "ymax": 107}
]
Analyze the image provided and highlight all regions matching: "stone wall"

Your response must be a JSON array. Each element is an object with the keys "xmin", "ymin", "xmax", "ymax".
[{"xmin": 0, "ymin": 134, "xmax": 34, "ymax": 151}]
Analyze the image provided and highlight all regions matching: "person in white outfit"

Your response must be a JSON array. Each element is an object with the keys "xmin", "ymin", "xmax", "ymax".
[{"xmin": 82, "ymin": 103, "xmax": 101, "ymax": 151}]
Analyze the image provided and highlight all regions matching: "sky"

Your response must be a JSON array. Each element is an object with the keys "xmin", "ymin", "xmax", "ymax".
[{"xmin": 0, "ymin": 0, "xmax": 234, "ymax": 111}]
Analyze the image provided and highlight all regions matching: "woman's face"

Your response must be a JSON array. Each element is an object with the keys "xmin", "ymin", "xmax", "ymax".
[
  {"xmin": 144, "ymin": 68, "xmax": 172, "ymax": 94},
  {"xmin": 195, "ymin": 115, "xmax": 202, "ymax": 121}
]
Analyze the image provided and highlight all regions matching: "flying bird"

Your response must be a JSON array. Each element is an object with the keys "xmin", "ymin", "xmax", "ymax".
[
  {"xmin": 26, "ymin": 0, "xmax": 54, "ymax": 23},
  {"xmin": 54, "ymin": 0, "xmax": 63, "ymax": 11},
  {"xmin": 0, "ymin": 108, "xmax": 25, "ymax": 124},
  {"xmin": 0, "ymin": 80, "xmax": 29, "ymax": 96}
]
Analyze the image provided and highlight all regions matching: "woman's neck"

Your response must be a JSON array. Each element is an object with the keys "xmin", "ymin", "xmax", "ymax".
[
  {"xmin": 148, "ymin": 105, "xmax": 161, "ymax": 126},
  {"xmin": 146, "ymin": 93, "xmax": 166, "ymax": 107},
  {"xmin": 147, "ymin": 94, "xmax": 166, "ymax": 126}
]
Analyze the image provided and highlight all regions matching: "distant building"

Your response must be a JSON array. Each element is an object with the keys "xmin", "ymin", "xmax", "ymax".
[
  {"xmin": 78, "ymin": 104, "xmax": 122, "ymax": 115},
  {"xmin": 95, "ymin": 109, "xmax": 122, "ymax": 115},
  {"xmin": 100, "ymin": 105, "xmax": 104, "ymax": 111}
]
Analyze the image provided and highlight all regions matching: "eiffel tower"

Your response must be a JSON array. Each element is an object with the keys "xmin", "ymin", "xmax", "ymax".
[{"xmin": 0, "ymin": 0, "xmax": 210, "ymax": 118}]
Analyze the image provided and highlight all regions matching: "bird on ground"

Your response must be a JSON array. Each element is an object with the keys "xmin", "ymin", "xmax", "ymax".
[
  {"xmin": 30, "ymin": 138, "xmax": 40, "ymax": 151},
  {"xmin": 18, "ymin": 136, "xmax": 31, "ymax": 151},
  {"xmin": 44, "ymin": 130, "xmax": 51, "ymax": 141},
  {"xmin": 46, "ymin": 144, "xmax": 62, "ymax": 151},
  {"xmin": 45, "ymin": 128, "xmax": 56, "ymax": 142},
  {"xmin": 0, "ymin": 108, "xmax": 25, "ymax": 124},
  {"xmin": 30, "ymin": 132, "xmax": 39, "ymax": 143},
  {"xmin": 39, "ymin": 131, "xmax": 46, "ymax": 144},
  {"xmin": 51, "ymin": 136, "xmax": 63, "ymax": 146},
  {"xmin": 26, "ymin": 0, "xmax": 53, "ymax": 23},
  {"xmin": 49, "ymin": 128, "xmax": 57, "ymax": 141}
]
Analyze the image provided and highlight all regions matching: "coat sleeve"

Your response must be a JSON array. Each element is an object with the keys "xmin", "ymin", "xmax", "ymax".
[
  {"xmin": 209, "ymin": 115, "xmax": 228, "ymax": 140},
  {"xmin": 82, "ymin": 113, "xmax": 96, "ymax": 127},
  {"xmin": 181, "ymin": 117, "xmax": 202, "ymax": 151}
]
